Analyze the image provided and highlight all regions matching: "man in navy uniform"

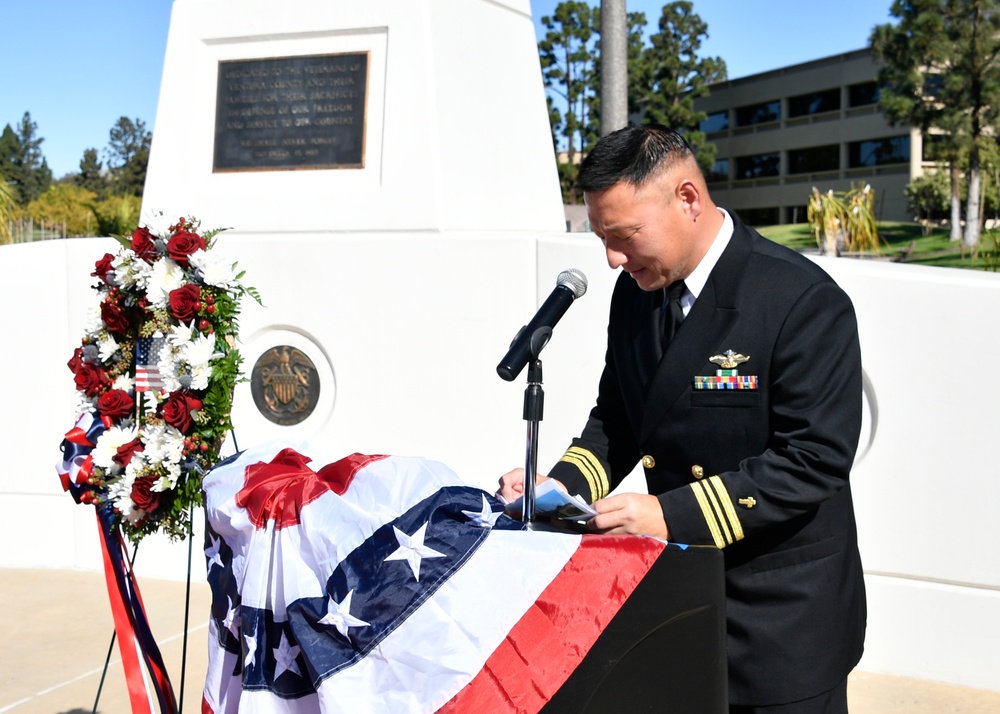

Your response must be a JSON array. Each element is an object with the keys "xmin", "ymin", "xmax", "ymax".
[{"xmin": 500, "ymin": 124, "xmax": 866, "ymax": 713}]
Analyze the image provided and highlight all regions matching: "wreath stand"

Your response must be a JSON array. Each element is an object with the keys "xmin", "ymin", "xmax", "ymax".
[{"xmin": 91, "ymin": 429, "xmax": 241, "ymax": 714}]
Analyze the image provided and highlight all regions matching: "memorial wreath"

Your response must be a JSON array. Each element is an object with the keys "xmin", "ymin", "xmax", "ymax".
[{"xmin": 59, "ymin": 216, "xmax": 261, "ymax": 543}]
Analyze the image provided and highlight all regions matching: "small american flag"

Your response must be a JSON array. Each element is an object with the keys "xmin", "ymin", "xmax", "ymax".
[{"xmin": 135, "ymin": 335, "xmax": 165, "ymax": 392}]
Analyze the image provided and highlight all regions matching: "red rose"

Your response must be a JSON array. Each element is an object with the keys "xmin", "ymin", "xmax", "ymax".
[
  {"xmin": 97, "ymin": 389, "xmax": 134, "ymax": 421},
  {"xmin": 131, "ymin": 227, "xmax": 158, "ymax": 263},
  {"xmin": 67, "ymin": 347, "xmax": 85, "ymax": 375},
  {"xmin": 167, "ymin": 230, "xmax": 207, "ymax": 268},
  {"xmin": 113, "ymin": 438, "xmax": 144, "ymax": 468},
  {"xmin": 160, "ymin": 391, "xmax": 203, "ymax": 433},
  {"xmin": 168, "ymin": 283, "xmax": 202, "ymax": 323},
  {"xmin": 74, "ymin": 362, "xmax": 111, "ymax": 397},
  {"xmin": 131, "ymin": 476, "xmax": 161, "ymax": 513},
  {"xmin": 92, "ymin": 253, "xmax": 116, "ymax": 283},
  {"xmin": 100, "ymin": 299, "xmax": 131, "ymax": 335}
]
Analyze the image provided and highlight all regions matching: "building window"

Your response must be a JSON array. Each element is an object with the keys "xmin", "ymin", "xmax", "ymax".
[
  {"xmin": 849, "ymin": 136, "xmax": 910, "ymax": 167},
  {"xmin": 788, "ymin": 144, "xmax": 839, "ymax": 174},
  {"xmin": 788, "ymin": 88, "xmax": 841, "ymax": 117},
  {"xmin": 849, "ymin": 81, "xmax": 879, "ymax": 107},
  {"xmin": 738, "ymin": 207, "xmax": 780, "ymax": 226},
  {"xmin": 735, "ymin": 100, "xmax": 780, "ymax": 127},
  {"xmin": 924, "ymin": 74, "xmax": 944, "ymax": 98},
  {"xmin": 735, "ymin": 153, "xmax": 780, "ymax": 179},
  {"xmin": 706, "ymin": 158, "xmax": 729, "ymax": 182},
  {"xmin": 699, "ymin": 111, "xmax": 729, "ymax": 134},
  {"xmin": 786, "ymin": 205, "xmax": 809, "ymax": 224}
]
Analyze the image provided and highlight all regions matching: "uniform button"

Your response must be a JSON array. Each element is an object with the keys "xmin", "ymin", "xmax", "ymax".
[
  {"xmin": 641, "ymin": 454, "xmax": 656, "ymax": 469},
  {"xmin": 691, "ymin": 465, "xmax": 704, "ymax": 479}
]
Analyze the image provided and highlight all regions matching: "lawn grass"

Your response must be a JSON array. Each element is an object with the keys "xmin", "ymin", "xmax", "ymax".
[{"xmin": 756, "ymin": 221, "xmax": 1000, "ymax": 271}]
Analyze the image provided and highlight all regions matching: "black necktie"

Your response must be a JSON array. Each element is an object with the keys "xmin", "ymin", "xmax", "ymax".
[{"xmin": 661, "ymin": 280, "xmax": 686, "ymax": 352}]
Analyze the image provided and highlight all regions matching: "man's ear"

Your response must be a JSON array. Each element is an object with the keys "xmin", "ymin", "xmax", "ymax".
[{"xmin": 676, "ymin": 177, "xmax": 703, "ymax": 221}]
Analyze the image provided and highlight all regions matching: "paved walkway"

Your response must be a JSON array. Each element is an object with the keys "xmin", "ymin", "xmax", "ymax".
[{"xmin": 2, "ymin": 568, "xmax": 998, "ymax": 713}]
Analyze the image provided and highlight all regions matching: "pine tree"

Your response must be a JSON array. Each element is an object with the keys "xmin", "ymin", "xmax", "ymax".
[
  {"xmin": 104, "ymin": 117, "xmax": 152, "ymax": 197},
  {"xmin": 15, "ymin": 112, "xmax": 52, "ymax": 204},
  {"xmin": 638, "ymin": 1, "xmax": 727, "ymax": 169},
  {"xmin": 872, "ymin": 0, "xmax": 1000, "ymax": 248},
  {"xmin": 77, "ymin": 148, "xmax": 107, "ymax": 199},
  {"xmin": 0, "ymin": 125, "xmax": 22, "ymax": 204}
]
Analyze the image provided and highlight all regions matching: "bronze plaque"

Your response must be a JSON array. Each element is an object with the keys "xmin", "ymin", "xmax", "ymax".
[
  {"xmin": 214, "ymin": 52, "xmax": 368, "ymax": 172},
  {"xmin": 250, "ymin": 346, "xmax": 321, "ymax": 425}
]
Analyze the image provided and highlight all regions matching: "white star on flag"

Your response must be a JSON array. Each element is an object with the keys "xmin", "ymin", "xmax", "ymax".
[
  {"xmin": 318, "ymin": 590, "xmax": 370, "ymax": 638},
  {"xmin": 273, "ymin": 632, "xmax": 302, "ymax": 679},
  {"xmin": 244, "ymin": 629, "xmax": 257, "ymax": 669},
  {"xmin": 223, "ymin": 597, "xmax": 241, "ymax": 638},
  {"xmin": 462, "ymin": 495, "xmax": 504, "ymax": 529},
  {"xmin": 205, "ymin": 534, "xmax": 225, "ymax": 573},
  {"xmin": 384, "ymin": 522, "xmax": 446, "ymax": 581}
]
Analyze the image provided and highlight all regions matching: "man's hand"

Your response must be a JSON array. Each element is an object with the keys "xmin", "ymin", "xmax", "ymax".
[
  {"xmin": 497, "ymin": 468, "xmax": 553, "ymax": 503},
  {"xmin": 589, "ymin": 493, "xmax": 670, "ymax": 540}
]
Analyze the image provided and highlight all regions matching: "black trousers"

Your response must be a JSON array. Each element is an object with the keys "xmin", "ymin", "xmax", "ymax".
[{"xmin": 730, "ymin": 678, "xmax": 848, "ymax": 714}]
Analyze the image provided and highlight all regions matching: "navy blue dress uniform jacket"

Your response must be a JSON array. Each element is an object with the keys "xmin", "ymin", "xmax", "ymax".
[{"xmin": 549, "ymin": 213, "xmax": 866, "ymax": 706}]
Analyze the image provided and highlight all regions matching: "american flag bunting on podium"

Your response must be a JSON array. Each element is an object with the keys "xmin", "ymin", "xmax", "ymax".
[{"xmin": 201, "ymin": 443, "xmax": 665, "ymax": 713}]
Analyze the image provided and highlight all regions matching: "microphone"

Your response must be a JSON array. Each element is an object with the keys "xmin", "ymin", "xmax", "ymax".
[{"xmin": 497, "ymin": 268, "xmax": 588, "ymax": 381}]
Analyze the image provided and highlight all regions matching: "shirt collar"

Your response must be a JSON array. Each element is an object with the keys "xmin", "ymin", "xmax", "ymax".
[{"xmin": 682, "ymin": 208, "xmax": 733, "ymax": 305}]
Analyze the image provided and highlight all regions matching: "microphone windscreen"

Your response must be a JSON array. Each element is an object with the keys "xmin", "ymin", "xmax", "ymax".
[{"xmin": 557, "ymin": 268, "xmax": 588, "ymax": 299}]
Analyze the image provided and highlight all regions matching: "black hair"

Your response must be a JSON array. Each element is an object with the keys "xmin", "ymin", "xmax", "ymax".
[{"xmin": 577, "ymin": 123, "xmax": 695, "ymax": 192}]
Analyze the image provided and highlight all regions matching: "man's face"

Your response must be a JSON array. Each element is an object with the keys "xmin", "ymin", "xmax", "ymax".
[{"xmin": 584, "ymin": 172, "xmax": 698, "ymax": 292}]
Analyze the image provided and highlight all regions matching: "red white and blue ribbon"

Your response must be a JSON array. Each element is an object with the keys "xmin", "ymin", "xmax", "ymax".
[{"xmin": 56, "ymin": 413, "xmax": 178, "ymax": 714}]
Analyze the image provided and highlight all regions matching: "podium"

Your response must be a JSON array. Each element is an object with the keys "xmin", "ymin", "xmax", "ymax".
[{"xmin": 542, "ymin": 544, "xmax": 727, "ymax": 713}]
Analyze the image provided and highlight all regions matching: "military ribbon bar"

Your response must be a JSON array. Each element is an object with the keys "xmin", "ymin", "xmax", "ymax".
[{"xmin": 693, "ymin": 375, "xmax": 758, "ymax": 390}]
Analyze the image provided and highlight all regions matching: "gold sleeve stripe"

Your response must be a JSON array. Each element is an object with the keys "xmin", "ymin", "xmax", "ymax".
[
  {"xmin": 700, "ymin": 477, "xmax": 735, "ymax": 545},
  {"xmin": 565, "ymin": 447, "xmax": 609, "ymax": 497},
  {"xmin": 690, "ymin": 476, "xmax": 745, "ymax": 549},
  {"xmin": 558, "ymin": 453, "xmax": 600, "ymax": 501},
  {"xmin": 691, "ymin": 480, "xmax": 727, "ymax": 548},
  {"xmin": 559, "ymin": 446, "xmax": 609, "ymax": 500},
  {"xmin": 707, "ymin": 475, "xmax": 744, "ymax": 542}
]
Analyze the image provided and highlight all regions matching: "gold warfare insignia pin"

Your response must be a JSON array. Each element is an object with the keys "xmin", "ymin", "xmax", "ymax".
[{"xmin": 694, "ymin": 349, "xmax": 758, "ymax": 390}]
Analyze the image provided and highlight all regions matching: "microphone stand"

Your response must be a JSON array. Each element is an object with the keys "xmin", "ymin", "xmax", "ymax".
[{"xmin": 521, "ymin": 358, "xmax": 544, "ymax": 524}]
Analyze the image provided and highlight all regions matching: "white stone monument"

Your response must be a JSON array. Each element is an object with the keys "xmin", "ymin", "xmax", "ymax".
[{"xmin": 139, "ymin": 0, "xmax": 618, "ymax": 496}]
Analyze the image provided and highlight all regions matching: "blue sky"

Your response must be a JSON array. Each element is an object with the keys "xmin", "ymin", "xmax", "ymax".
[{"xmin": 2, "ymin": 0, "xmax": 894, "ymax": 179}]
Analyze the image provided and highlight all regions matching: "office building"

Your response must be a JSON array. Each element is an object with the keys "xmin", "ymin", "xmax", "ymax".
[{"xmin": 694, "ymin": 48, "xmax": 920, "ymax": 225}]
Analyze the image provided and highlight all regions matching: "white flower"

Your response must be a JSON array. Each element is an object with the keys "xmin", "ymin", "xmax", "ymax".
[
  {"xmin": 190, "ymin": 363, "xmax": 213, "ymax": 391},
  {"xmin": 189, "ymin": 249, "xmax": 238, "ymax": 289},
  {"xmin": 97, "ymin": 334, "xmax": 119, "ymax": 361},
  {"xmin": 140, "ymin": 422, "xmax": 185, "ymax": 468},
  {"xmin": 146, "ymin": 257, "xmax": 186, "ymax": 307},
  {"xmin": 158, "ymin": 356, "xmax": 182, "ymax": 393},
  {"xmin": 186, "ymin": 333, "xmax": 222, "ymax": 367},
  {"xmin": 153, "ymin": 474, "xmax": 174, "ymax": 492},
  {"xmin": 72, "ymin": 392, "xmax": 95, "ymax": 420},
  {"xmin": 113, "ymin": 250, "xmax": 148, "ymax": 290},
  {"xmin": 83, "ymin": 293, "xmax": 105, "ymax": 340},
  {"xmin": 166, "ymin": 321, "xmax": 196, "ymax": 349},
  {"xmin": 92, "ymin": 424, "xmax": 139, "ymax": 471},
  {"xmin": 184, "ymin": 334, "xmax": 223, "ymax": 390},
  {"xmin": 111, "ymin": 475, "xmax": 143, "ymax": 524},
  {"xmin": 112, "ymin": 374, "xmax": 135, "ymax": 392}
]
